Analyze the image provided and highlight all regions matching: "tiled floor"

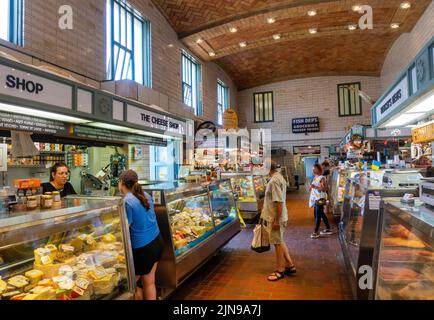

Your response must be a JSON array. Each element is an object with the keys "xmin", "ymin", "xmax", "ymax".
[{"xmin": 172, "ymin": 190, "xmax": 353, "ymax": 300}]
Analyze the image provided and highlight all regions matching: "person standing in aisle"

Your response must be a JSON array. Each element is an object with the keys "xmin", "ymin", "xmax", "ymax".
[
  {"xmin": 261, "ymin": 161, "xmax": 296, "ymax": 282},
  {"xmin": 309, "ymin": 164, "xmax": 333, "ymax": 239},
  {"xmin": 321, "ymin": 160, "xmax": 332, "ymax": 214},
  {"xmin": 118, "ymin": 170, "xmax": 164, "ymax": 300}
]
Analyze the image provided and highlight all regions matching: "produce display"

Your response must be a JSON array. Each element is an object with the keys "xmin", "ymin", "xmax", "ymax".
[
  {"xmin": 169, "ymin": 196, "xmax": 214, "ymax": 253},
  {"xmin": 0, "ymin": 232, "xmax": 127, "ymax": 300},
  {"xmin": 231, "ymin": 177, "xmax": 256, "ymax": 202}
]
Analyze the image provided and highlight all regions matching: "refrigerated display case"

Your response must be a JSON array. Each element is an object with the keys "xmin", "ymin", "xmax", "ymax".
[
  {"xmin": 142, "ymin": 182, "xmax": 240, "ymax": 299},
  {"xmin": 329, "ymin": 169, "xmax": 361, "ymax": 218},
  {"xmin": 220, "ymin": 172, "xmax": 266, "ymax": 220},
  {"xmin": 374, "ymin": 199, "xmax": 433, "ymax": 300},
  {"xmin": 339, "ymin": 176, "xmax": 420, "ymax": 300},
  {"xmin": 0, "ymin": 196, "xmax": 135, "ymax": 300}
]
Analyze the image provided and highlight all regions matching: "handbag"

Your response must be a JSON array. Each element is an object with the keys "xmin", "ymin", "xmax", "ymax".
[
  {"xmin": 315, "ymin": 198, "xmax": 326, "ymax": 206},
  {"xmin": 251, "ymin": 219, "xmax": 271, "ymax": 253}
]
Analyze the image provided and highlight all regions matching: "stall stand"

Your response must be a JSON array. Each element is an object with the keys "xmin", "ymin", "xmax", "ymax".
[
  {"xmin": 143, "ymin": 180, "xmax": 240, "ymax": 299},
  {"xmin": 220, "ymin": 172, "xmax": 266, "ymax": 221},
  {"xmin": 339, "ymin": 170, "xmax": 422, "ymax": 300},
  {"xmin": 0, "ymin": 196, "xmax": 135, "ymax": 300}
]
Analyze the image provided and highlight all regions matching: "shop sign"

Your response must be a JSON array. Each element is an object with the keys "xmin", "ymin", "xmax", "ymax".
[
  {"xmin": 223, "ymin": 108, "xmax": 238, "ymax": 129},
  {"xmin": 127, "ymin": 105, "xmax": 186, "ymax": 135},
  {"xmin": 0, "ymin": 64, "xmax": 72, "ymax": 109},
  {"xmin": 292, "ymin": 117, "xmax": 320, "ymax": 134},
  {"xmin": 0, "ymin": 111, "xmax": 68, "ymax": 135},
  {"xmin": 412, "ymin": 121, "xmax": 434, "ymax": 143},
  {"xmin": 376, "ymin": 76, "xmax": 409, "ymax": 124}
]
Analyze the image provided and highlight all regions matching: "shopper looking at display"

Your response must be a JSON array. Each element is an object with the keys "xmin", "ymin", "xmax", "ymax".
[
  {"xmin": 42, "ymin": 163, "xmax": 77, "ymax": 197},
  {"xmin": 118, "ymin": 170, "xmax": 164, "ymax": 300},
  {"xmin": 309, "ymin": 164, "xmax": 333, "ymax": 239},
  {"xmin": 261, "ymin": 161, "xmax": 296, "ymax": 282},
  {"xmin": 321, "ymin": 160, "xmax": 332, "ymax": 214}
]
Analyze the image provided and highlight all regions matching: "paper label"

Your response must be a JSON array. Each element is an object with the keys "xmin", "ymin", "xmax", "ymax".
[
  {"xmin": 152, "ymin": 191, "xmax": 161, "ymax": 205},
  {"xmin": 368, "ymin": 194, "xmax": 381, "ymax": 210},
  {"xmin": 75, "ymin": 278, "xmax": 90, "ymax": 290},
  {"xmin": 40, "ymin": 255, "xmax": 52, "ymax": 265}
]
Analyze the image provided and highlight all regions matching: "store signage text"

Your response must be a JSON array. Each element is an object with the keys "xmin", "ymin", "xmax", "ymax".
[
  {"xmin": 375, "ymin": 76, "xmax": 409, "ymax": 123},
  {"xmin": 127, "ymin": 105, "xmax": 186, "ymax": 135},
  {"xmin": 6, "ymin": 75, "xmax": 44, "ymax": 95},
  {"xmin": 140, "ymin": 113, "xmax": 180, "ymax": 130},
  {"xmin": 292, "ymin": 117, "xmax": 320, "ymax": 134},
  {"xmin": 0, "ymin": 64, "xmax": 72, "ymax": 109}
]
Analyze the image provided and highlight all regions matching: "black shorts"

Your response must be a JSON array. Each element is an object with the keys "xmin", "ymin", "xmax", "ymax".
[{"xmin": 132, "ymin": 234, "xmax": 164, "ymax": 276}]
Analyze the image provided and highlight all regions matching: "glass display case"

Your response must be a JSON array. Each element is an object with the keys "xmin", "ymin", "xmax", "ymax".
[
  {"xmin": 0, "ymin": 196, "xmax": 135, "ymax": 300},
  {"xmin": 208, "ymin": 180, "xmax": 238, "ymax": 233},
  {"xmin": 329, "ymin": 169, "xmax": 360, "ymax": 218},
  {"xmin": 374, "ymin": 199, "xmax": 434, "ymax": 300},
  {"xmin": 220, "ymin": 172, "xmax": 265, "ymax": 220},
  {"xmin": 143, "ymin": 182, "xmax": 240, "ymax": 299},
  {"xmin": 339, "ymin": 173, "xmax": 420, "ymax": 300}
]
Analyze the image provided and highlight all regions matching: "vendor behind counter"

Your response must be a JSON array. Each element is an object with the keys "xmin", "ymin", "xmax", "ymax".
[{"xmin": 41, "ymin": 163, "xmax": 77, "ymax": 198}]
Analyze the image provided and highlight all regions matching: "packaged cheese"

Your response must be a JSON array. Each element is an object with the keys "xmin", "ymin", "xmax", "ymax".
[
  {"xmin": 44, "ymin": 244, "xmax": 58, "ymax": 261},
  {"xmin": 0, "ymin": 279, "xmax": 7, "ymax": 294},
  {"xmin": 34, "ymin": 248, "xmax": 52, "ymax": 265},
  {"xmin": 25, "ymin": 270, "xmax": 44, "ymax": 285},
  {"xmin": 102, "ymin": 233, "xmax": 117, "ymax": 243},
  {"xmin": 7, "ymin": 275, "xmax": 29, "ymax": 291}
]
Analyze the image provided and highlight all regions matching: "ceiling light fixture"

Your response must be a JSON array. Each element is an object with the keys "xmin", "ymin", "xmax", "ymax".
[
  {"xmin": 239, "ymin": 41, "xmax": 247, "ymax": 48},
  {"xmin": 309, "ymin": 28, "xmax": 318, "ymax": 34},
  {"xmin": 267, "ymin": 17, "xmax": 276, "ymax": 24},
  {"xmin": 352, "ymin": 5, "xmax": 362, "ymax": 12},
  {"xmin": 400, "ymin": 2, "xmax": 411, "ymax": 9},
  {"xmin": 196, "ymin": 38, "xmax": 203, "ymax": 44},
  {"xmin": 229, "ymin": 27, "xmax": 238, "ymax": 33},
  {"xmin": 348, "ymin": 24, "xmax": 357, "ymax": 31},
  {"xmin": 308, "ymin": 10, "xmax": 317, "ymax": 16},
  {"xmin": 209, "ymin": 51, "xmax": 215, "ymax": 57},
  {"xmin": 273, "ymin": 34, "xmax": 281, "ymax": 40},
  {"xmin": 391, "ymin": 23, "xmax": 400, "ymax": 29}
]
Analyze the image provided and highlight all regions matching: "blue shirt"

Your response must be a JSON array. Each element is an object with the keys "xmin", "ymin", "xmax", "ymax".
[{"xmin": 124, "ymin": 192, "xmax": 160, "ymax": 249}]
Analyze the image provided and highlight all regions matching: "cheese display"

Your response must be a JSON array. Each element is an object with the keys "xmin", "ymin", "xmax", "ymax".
[
  {"xmin": 168, "ymin": 195, "xmax": 214, "ymax": 254},
  {"xmin": 0, "ymin": 236, "xmax": 128, "ymax": 300}
]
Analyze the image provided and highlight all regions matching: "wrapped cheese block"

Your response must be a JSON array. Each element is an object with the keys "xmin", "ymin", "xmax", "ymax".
[
  {"xmin": 71, "ymin": 234, "xmax": 87, "ymax": 253},
  {"xmin": 30, "ymin": 286, "xmax": 57, "ymax": 300},
  {"xmin": 57, "ymin": 244, "xmax": 75, "ymax": 262},
  {"xmin": 1, "ymin": 290, "xmax": 22, "ymax": 300},
  {"xmin": 44, "ymin": 244, "xmax": 58, "ymax": 261},
  {"xmin": 0, "ymin": 279, "xmax": 7, "ymax": 294},
  {"xmin": 7, "ymin": 275, "xmax": 29, "ymax": 292},
  {"xmin": 34, "ymin": 256, "xmax": 77, "ymax": 279},
  {"xmin": 93, "ymin": 273, "xmax": 116, "ymax": 295},
  {"xmin": 34, "ymin": 248, "xmax": 52, "ymax": 266},
  {"xmin": 25, "ymin": 270, "xmax": 44, "ymax": 286},
  {"xmin": 22, "ymin": 294, "xmax": 39, "ymax": 300},
  {"xmin": 102, "ymin": 233, "xmax": 117, "ymax": 243}
]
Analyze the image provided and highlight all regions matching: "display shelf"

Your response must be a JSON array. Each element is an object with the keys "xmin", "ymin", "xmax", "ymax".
[{"xmin": 7, "ymin": 164, "xmax": 51, "ymax": 169}]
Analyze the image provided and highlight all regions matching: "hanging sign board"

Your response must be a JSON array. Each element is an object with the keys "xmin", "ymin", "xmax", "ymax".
[
  {"xmin": 412, "ymin": 121, "xmax": 434, "ymax": 144},
  {"xmin": 292, "ymin": 117, "xmax": 320, "ymax": 134},
  {"xmin": 223, "ymin": 108, "xmax": 238, "ymax": 129},
  {"xmin": 0, "ymin": 111, "xmax": 68, "ymax": 135},
  {"xmin": 0, "ymin": 64, "xmax": 73, "ymax": 109},
  {"xmin": 375, "ymin": 76, "xmax": 409, "ymax": 124}
]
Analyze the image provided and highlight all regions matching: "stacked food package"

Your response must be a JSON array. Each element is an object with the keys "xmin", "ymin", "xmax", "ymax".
[
  {"xmin": 170, "ymin": 202, "xmax": 214, "ymax": 251},
  {"xmin": 0, "ymin": 232, "xmax": 128, "ymax": 300}
]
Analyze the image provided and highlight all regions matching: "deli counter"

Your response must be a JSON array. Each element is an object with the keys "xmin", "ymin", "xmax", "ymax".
[
  {"xmin": 329, "ymin": 169, "xmax": 362, "ymax": 218},
  {"xmin": 220, "ymin": 172, "xmax": 266, "ymax": 220},
  {"xmin": 374, "ymin": 199, "xmax": 433, "ymax": 300},
  {"xmin": 143, "ymin": 180, "xmax": 240, "ymax": 299},
  {"xmin": 339, "ymin": 169, "xmax": 422, "ymax": 300},
  {"xmin": 0, "ymin": 197, "xmax": 135, "ymax": 300}
]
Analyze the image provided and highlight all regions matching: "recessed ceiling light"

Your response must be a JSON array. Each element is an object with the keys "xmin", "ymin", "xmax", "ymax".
[
  {"xmin": 267, "ymin": 17, "xmax": 276, "ymax": 24},
  {"xmin": 391, "ymin": 23, "xmax": 400, "ymax": 29},
  {"xmin": 167, "ymin": 44, "xmax": 174, "ymax": 48},
  {"xmin": 239, "ymin": 41, "xmax": 247, "ymax": 48},
  {"xmin": 348, "ymin": 24, "xmax": 357, "ymax": 31},
  {"xmin": 196, "ymin": 38, "xmax": 203, "ymax": 44},
  {"xmin": 273, "ymin": 34, "xmax": 281, "ymax": 40},
  {"xmin": 309, "ymin": 28, "xmax": 318, "ymax": 34},
  {"xmin": 209, "ymin": 51, "xmax": 215, "ymax": 57},
  {"xmin": 352, "ymin": 4, "xmax": 362, "ymax": 11},
  {"xmin": 229, "ymin": 27, "xmax": 238, "ymax": 33},
  {"xmin": 400, "ymin": 2, "xmax": 411, "ymax": 9},
  {"xmin": 308, "ymin": 10, "xmax": 317, "ymax": 16}
]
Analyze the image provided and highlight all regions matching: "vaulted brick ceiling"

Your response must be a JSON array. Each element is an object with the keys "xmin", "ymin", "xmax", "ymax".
[{"xmin": 152, "ymin": 0, "xmax": 432, "ymax": 90}]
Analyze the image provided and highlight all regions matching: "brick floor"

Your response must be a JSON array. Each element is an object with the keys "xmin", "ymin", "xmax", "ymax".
[{"xmin": 172, "ymin": 190, "xmax": 352, "ymax": 300}]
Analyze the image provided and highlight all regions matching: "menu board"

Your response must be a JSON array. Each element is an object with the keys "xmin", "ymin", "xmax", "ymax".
[{"xmin": 0, "ymin": 111, "xmax": 68, "ymax": 135}]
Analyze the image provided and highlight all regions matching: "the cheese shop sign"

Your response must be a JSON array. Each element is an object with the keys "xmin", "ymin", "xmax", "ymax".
[
  {"xmin": 127, "ymin": 104, "xmax": 186, "ymax": 135},
  {"xmin": 0, "ymin": 64, "xmax": 73, "ymax": 109}
]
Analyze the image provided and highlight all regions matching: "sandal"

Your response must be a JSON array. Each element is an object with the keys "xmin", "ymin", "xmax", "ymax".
[
  {"xmin": 284, "ymin": 266, "xmax": 297, "ymax": 275},
  {"xmin": 267, "ymin": 271, "xmax": 284, "ymax": 282}
]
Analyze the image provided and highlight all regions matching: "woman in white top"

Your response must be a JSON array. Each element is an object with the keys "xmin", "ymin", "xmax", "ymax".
[{"xmin": 309, "ymin": 163, "xmax": 333, "ymax": 239}]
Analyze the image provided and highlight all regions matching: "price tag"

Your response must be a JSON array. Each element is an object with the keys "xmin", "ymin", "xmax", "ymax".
[
  {"xmin": 368, "ymin": 194, "xmax": 381, "ymax": 210},
  {"xmin": 40, "ymin": 255, "xmax": 53, "ymax": 266},
  {"xmin": 75, "ymin": 278, "xmax": 90, "ymax": 290},
  {"xmin": 152, "ymin": 191, "xmax": 162, "ymax": 205}
]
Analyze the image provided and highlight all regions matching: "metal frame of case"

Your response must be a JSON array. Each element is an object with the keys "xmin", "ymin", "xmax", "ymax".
[
  {"xmin": 143, "ymin": 181, "xmax": 240, "ymax": 299},
  {"xmin": 220, "ymin": 172, "xmax": 266, "ymax": 220},
  {"xmin": 339, "ymin": 178, "xmax": 419, "ymax": 300},
  {"xmin": 0, "ymin": 196, "xmax": 135, "ymax": 300},
  {"xmin": 372, "ymin": 199, "xmax": 434, "ymax": 300}
]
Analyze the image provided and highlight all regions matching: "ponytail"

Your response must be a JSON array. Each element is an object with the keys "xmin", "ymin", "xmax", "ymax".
[{"xmin": 132, "ymin": 182, "xmax": 150, "ymax": 210}]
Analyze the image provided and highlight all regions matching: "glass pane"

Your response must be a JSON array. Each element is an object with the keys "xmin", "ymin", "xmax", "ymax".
[
  {"xmin": 343, "ymin": 88, "xmax": 349, "ymax": 116},
  {"xmin": 113, "ymin": 2, "xmax": 120, "ymax": 42},
  {"xmin": 106, "ymin": 0, "xmax": 112, "ymax": 77},
  {"xmin": 1, "ymin": 0, "xmax": 10, "ymax": 40},
  {"xmin": 411, "ymin": 67, "xmax": 418, "ymax": 94},
  {"xmin": 254, "ymin": 94, "xmax": 260, "ymax": 122},
  {"xmin": 126, "ymin": 11, "xmax": 132, "ymax": 50},
  {"xmin": 115, "ymin": 48, "xmax": 126, "ymax": 80},
  {"xmin": 134, "ymin": 18, "xmax": 144, "ymax": 84},
  {"xmin": 267, "ymin": 93, "xmax": 273, "ymax": 121},
  {"xmin": 350, "ymin": 89, "xmax": 356, "ymax": 115},
  {"xmin": 263, "ymin": 93, "xmax": 269, "ymax": 121}
]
